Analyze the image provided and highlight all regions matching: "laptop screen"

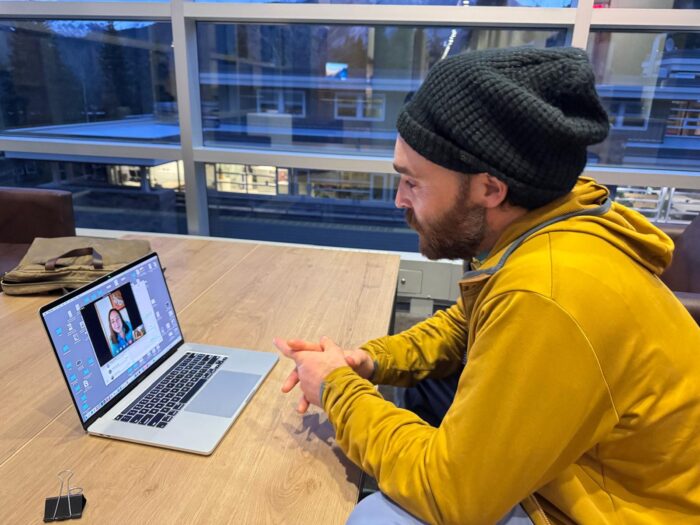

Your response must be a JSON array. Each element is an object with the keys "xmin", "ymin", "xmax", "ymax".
[{"xmin": 41, "ymin": 254, "xmax": 182, "ymax": 423}]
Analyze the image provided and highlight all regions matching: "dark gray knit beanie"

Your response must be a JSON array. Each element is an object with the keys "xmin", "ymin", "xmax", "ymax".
[{"xmin": 396, "ymin": 47, "xmax": 610, "ymax": 209}]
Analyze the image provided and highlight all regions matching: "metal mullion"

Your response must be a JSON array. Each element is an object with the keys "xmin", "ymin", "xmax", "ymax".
[
  {"xmin": 591, "ymin": 8, "xmax": 700, "ymax": 31},
  {"xmin": 0, "ymin": 136, "xmax": 181, "ymax": 161},
  {"xmin": 184, "ymin": 4, "xmax": 575, "ymax": 27},
  {"xmin": 0, "ymin": 1, "xmax": 171, "ymax": 20},
  {"xmin": 570, "ymin": 0, "xmax": 593, "ymax": 49},
  {"xmin": 172, "ymin": 0, "xmax": 209, "ymax": 236}
]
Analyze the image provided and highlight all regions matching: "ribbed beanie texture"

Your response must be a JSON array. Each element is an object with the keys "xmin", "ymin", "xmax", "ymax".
[{"xmin": 396, "ymin": 47, "xmax": 610, "ymax": 209}]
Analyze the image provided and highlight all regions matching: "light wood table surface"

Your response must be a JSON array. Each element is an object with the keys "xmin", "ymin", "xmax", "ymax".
[{"xmin": 0, "ymin": 235, "xmax": 400, "ymax": 524}]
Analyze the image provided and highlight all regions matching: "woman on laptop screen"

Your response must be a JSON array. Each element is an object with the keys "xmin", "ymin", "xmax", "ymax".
[{"xmin": 108, "ymin": 308, "xmax": 133, "ymax": 356}]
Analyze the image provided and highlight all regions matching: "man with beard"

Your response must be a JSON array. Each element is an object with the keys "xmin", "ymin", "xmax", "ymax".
[{"xmin": 274, "ymin": 47, "xmax": 700, "ymax": 524}]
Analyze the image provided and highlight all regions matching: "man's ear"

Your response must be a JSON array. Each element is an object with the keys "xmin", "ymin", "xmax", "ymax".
[{"xmin": 469, "ymin": 172, "xmax": 508, "ymax": 209}]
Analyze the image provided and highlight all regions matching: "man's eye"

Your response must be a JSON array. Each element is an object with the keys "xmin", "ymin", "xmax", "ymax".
[{"xmin": 405, "ymin": 180, "xmax": 416, "ymax": 189}]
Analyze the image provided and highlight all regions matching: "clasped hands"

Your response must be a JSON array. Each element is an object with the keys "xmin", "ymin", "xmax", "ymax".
[{"xmin": 273, "ymin": 336, "xmax": 374, "ymax": 414}]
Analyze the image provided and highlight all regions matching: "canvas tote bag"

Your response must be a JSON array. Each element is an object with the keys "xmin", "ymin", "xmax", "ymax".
[{"xmin": 1, "ymin": 236, "xmax": 151, "ymax": 295}]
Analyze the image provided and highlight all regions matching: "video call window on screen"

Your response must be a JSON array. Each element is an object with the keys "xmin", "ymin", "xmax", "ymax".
[{"xmin": 82, "ymin": 284, "xmax": 146, "ymax": 366}]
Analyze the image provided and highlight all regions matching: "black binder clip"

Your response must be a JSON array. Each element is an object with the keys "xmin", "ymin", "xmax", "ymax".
[{"xmin": 43, "ymin": 470, "xmax": 86, "ymax": 522}]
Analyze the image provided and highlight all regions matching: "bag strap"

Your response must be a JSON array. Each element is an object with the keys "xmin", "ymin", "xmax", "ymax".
[{"xmin": 45, "ymin": 247, "xmax": 104, "ymax": 271}]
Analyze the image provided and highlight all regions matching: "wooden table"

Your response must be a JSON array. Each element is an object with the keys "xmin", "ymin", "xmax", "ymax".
[{"xmin": 0, "ymin": 236, "xmax": 400, "ymax": 524}]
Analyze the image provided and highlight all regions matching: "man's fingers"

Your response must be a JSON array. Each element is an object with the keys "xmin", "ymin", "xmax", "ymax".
[
  {"xmin": 272, "ymin": 337, "xmax": 292, "ymax": 356},
  {"xmin": 319, "ymin": 335, "xmax": 341, "ymax": 353},
  {"xmin": 274, "ymin": 337, "xmax": 324, "ymax": 359},
  {"xmin": 287, "ymin": 339, "xmax": 323, "ymax": 352},
  {"xmin": 273, "ymin": 337, "xmax": 301, "ymax": 361},
  {"xmin": 281, "ymin": 368, "xmax": 299, "ymax": 393},
  {"xmin": 297, "ymin": 394, "xmax": 310, "ymax": 414}
]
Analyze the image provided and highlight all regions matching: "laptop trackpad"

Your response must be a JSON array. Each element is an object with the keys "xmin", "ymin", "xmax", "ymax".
[{"xmin": 184, "ymin": 370, "xmax": 261, "ymax": 418}]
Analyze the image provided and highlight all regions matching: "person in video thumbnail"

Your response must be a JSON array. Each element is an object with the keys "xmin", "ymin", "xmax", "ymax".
[{"xmin": 108, "ymin": 308, "xmax": 133, "ymax": 356}]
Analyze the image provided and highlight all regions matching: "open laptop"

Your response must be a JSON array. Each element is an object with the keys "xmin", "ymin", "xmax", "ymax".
[{"xmin": 40, "ymin": 252, "xmax": 278, "ymax": 455}]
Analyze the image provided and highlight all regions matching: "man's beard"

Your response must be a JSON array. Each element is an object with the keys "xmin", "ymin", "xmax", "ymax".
[{"xmin": 405, "ymin": 182, "xmax": 487, "ymax": 261}]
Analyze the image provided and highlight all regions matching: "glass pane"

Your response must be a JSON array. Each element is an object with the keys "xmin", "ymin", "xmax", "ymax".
[
  {"xmin": 197, "ymin": 0, "xmax": 574, "ymax": 6},
  {"xmin": 9, "ymin": 0, "xmax": 168, "ymax": 3},
  {"xmin": 594, "ymin": 0, "xmax": 698, "ymax": 7},
  {"xmin": 206, "ymin": 163, "xmax": 418, "ymax": 251},
  {"xmin": 197, "ymin": 23, "xmax": 567, "ymax": 156},
  {"xmin": 0, "ymin": 156, "xmax": 187, "ymax": 233},
  {"xmin": 612, "ymin": 185, "xmax": 668, "ymax": 220},
  {"xmin": 588, "ymin": 31, "xmax": 700, "ymax": 172},
  {"xmin": 609, "ymin": 185, "xmax": 699, "ymax": 223},
  {"xmin": 668, "ymin": 187, "xmax": 700, "ymax": 222},
  {"xmin": 0, "ymin": 20, "xmax": 178, "ymax": 143}
]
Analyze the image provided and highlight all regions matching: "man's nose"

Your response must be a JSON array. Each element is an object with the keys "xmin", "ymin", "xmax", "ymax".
[{"xmin": 395, "ymin": 185, "xmax": 408, "ymax": 209}]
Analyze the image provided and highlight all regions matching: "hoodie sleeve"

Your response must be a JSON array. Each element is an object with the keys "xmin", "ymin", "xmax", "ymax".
[
  {"xmin": 359, "ymin": 299, "xmax": 468, "ymax": 386},
  {"xmin": 323, "ymin": 291, "xmax": 619, "ymax": 525}
]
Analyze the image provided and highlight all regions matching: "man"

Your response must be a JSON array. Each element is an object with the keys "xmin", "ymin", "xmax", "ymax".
[{"xmin": 274, "ymin": 47, "xmax": 700, "ymax": 524}]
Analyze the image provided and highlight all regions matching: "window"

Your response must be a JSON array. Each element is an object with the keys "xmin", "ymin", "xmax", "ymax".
[
  {"xmin": 2, "ymin": 1, "xmax": 696, "ymax": 243},
  {"xmin": 197, "ymin": 22, "xmax": 567, "ymax": 156},
  {"xmin": 0, "ymin": 20, "xmax": 178, "ymax": 143},
  {"xmin": 195, "ymin": 0, "xmax": 574, "ymax": 5},
  {"xmin": 14, "ymin": 0, "xmax": 169, "ymax": 2},
  {"xmin": 593, "ymin": 0, "xmax": 697, "ymax": 7},
  {"xmin": 667, "ymin": 101, "xmax": 700, "ymax": 137},
  {"xmin": 0, "ymin": 156, "xmax": 186, "ymax": 233},
  {"xmin": 334, "ymin": 93, "xmax": 386, "ymax": 121},
  {"xmin": 668, "ymin": 188, "xmax": 700, "ymax": 222},
  {"xmin": 588, "ymin": 31, "xmax": 700, "ymax": 171},
  {"xmin": 256, "ymin": 89, "xmax": 306, "ymax": 117},
  {"xmin": 610, "ymin": 185, "xmax": 700, "ymax": 222},
  {"xmin": 612, "ymin": 185, "xmax": 668, "ymax": 220},
  {"xmin": 296, "ymin": 170, "xmax": 394, "ymax": 200},
  {"xmin": 205, "ymin": 163, "xmax": 286, "ymax": 195},
  {"xmin": 608, "ymin": 101, "xmax": 650, "ymax": 130},
  {"xmin": 205, "ymin": 163, "xmax": 412, "ymax": 250}
]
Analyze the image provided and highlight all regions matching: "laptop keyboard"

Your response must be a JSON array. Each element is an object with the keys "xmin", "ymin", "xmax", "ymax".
[{"xmin": 115, "ymin": 352, "xmax": 227, "ymax": 429}]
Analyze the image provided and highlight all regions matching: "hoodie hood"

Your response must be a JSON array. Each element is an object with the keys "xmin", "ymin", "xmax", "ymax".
[{"xmin": 481, "ymin": 177, "xmax": 674, "ymax": 277}]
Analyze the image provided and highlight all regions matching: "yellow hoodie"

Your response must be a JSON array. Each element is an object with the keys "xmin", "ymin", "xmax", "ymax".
[{"xmin": 322, "ymin": 178, "xmax": 700, "ymax": 524}]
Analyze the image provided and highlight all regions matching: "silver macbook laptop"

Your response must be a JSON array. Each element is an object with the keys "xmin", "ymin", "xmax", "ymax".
[{"xmin": 40, "ymin": 252, "xmax": 278, "ymax": 455}]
